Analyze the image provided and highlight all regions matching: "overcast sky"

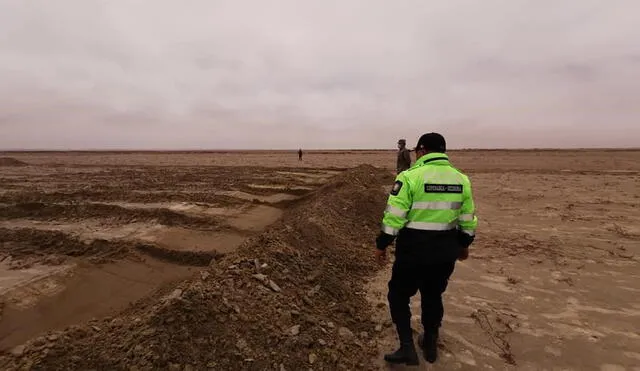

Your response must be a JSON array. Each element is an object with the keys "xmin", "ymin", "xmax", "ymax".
[{"xmin": 1, "ymin": 0, "xmax": 639, "ymax": 149}]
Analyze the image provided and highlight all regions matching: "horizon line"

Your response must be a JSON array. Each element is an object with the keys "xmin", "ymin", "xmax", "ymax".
[{"xmin": 1, "ymin": 147, "xmax": 639, "ymax": 153}]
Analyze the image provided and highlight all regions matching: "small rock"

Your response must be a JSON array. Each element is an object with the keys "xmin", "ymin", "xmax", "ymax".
[
  {"xmin": 200, "ymin": 271, "xmax": 210, "ymax": 281},
  {"xmin": 302, "ymin": 296, "xmax": 313, "ymax": 305},
  {"xmin": 318, "ymin": 339, "xmax": 327, "ymax": 346},
  {"xmin": 10, "ymin": 345, "xmax": 25, "ymax": 356},
  {"xmin": 253, "ymin": 274, "xmax": 268, "ymax": 283},
  {"xmin": 47, "ymin": 334, "xmax": 59, "ymax": 341},
  {"xmin": 307, "ymin": 285, "xmax": 321, "ymax": 297},
  {"xmin": 290, "ymin": 325, "xmax": 301, "ymax": 336},
  {"xmin": 236, "ymin": 338, "xmax": 248, "ymax": 350},
  {"xmin": 338, "ymin": 327, "xmax": 354, "ymax": 339},
  {"xmin": 309, "ymin": 353, "xmax": 317, "ymax": 364},
  {"xmin": 290, "ymin": 310, "xmax": 301, "ymax": 317},
  {"xmin": 142, "ymin": 328, "xmax": 156, "ymax": 336},
  {"xmin": 268, "ymin": 280, "xmax": 282, "ymax": 292},
  {"xmin": 166, "ymin": 289, "xmax": 183, "ymax": 301},
  {"xmin": 92, "ymin": 326, "xmax": 102, "ymax": 332},
  {"xmin": 375, "ymin": 324, "xmax": 383, "ymax": 332},
  {"xmin": 168, "ymin": 364, "xmax": 181, "ymax": 371},
  {"xmin": 279, "ymin": 364, "xmax": 286, "ymax": 371},
  {"xmin": 184, "ymin": 365, "xmax": 194, "ymax": 371},
  {"xmin": 359, "ymin": 331, "xmax": 369, "ymax": 339},
  {"xmin": 327, "ymin": 322, "xmax": 336, "ymax": 329}
]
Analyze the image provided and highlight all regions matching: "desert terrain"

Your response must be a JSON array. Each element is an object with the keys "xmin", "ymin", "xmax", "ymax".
[{"xmin": 0, "ymin": 149, "xmax": 639, "ymax": 370}]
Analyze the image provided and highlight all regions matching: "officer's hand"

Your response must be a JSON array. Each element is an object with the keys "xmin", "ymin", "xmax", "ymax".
[
  {"xmin": 374, "ymin": 249, "xmax": 387, "ymax": 266},
  {"xmin": 458, "ymin": 247, "xmax": 469, "ymax": 261}
]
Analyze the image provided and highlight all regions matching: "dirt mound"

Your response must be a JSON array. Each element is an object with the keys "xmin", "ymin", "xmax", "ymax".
[
  {"xmin": 0, "ymin": 228, "xmax": 131, "ymax": 268},
  {"xmin": 0, "ymin": 203, "xmax": 227, "ymax": 231},
  {"xmin": 0, "ymin": 158, "xmax": 28, "ymax": 167},
  {"xmin": 1, "ymin": 165, "xmax": 390, "ymax": 370}
]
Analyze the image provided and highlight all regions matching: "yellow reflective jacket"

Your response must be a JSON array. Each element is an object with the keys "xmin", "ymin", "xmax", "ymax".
[{"xmin": 381, "ymin": 152, "xmax": 477, "ymax": 243}]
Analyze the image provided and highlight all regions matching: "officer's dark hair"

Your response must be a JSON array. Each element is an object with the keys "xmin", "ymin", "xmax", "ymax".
[{"xmin": 416, "ymin": 132, "xmax": 446, "ymax": 153}]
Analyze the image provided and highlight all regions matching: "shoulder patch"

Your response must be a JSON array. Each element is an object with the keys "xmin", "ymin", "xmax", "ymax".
[{"xmin": 390, "ymin": 181, "xmax": 403, "ymax": 196}]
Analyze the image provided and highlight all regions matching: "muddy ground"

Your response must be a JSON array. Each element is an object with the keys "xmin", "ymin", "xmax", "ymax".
[{"xmin": 0, "ymin": 150, "xmax": 639, "ymax": 370}]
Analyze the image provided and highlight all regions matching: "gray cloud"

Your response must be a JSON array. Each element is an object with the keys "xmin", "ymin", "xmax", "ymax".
[{"xmin": 1, "ymin": 0, "xmax": 639, "ymax": 149}]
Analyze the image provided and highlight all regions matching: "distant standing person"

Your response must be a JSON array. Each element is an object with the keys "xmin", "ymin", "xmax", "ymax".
[
  {"xmin": 396, "ymin": 139, "xmax": 412, "ymax": 174},
  {"xmin": 298, "ymin": 148, "xmax": 303, "ymax": 161}
]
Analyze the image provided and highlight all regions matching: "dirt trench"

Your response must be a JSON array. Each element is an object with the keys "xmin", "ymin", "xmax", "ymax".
[
  {"xmin": 0, "ymin": 193, "xmax": 292, "ymax": 353},
  {"xmin": 0, "ymin": 165, "xmax": 395, "ymax": 370}
]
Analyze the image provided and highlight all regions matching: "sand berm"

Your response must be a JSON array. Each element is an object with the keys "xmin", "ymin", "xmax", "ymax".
[{"xmin": 1, "ymin": 165, "xmax": 396, "ymax": 370}]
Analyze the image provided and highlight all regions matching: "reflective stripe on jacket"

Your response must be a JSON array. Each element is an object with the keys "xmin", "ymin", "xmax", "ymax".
[{"xmin": 382, "ymin": 152, "xmax": 477, "ymax": 237}]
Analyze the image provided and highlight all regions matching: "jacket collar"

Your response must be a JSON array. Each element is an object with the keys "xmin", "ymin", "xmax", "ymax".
[
  {"xmin": 418, "ymin": 152, "xmax": 449, "ymax": 165},
  {"xmin": 414, "ymin": 152, "xmax": 449, "ymax": 167}
]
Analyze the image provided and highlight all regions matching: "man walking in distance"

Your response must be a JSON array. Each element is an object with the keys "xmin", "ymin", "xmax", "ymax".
[
  {"xmin": 396, "ymin": 139, "xmax": 412, "ymax": 174},
  {"xmin": 375, "ymin": 132, "xmax": 478, "ymax": 365},
  {"xmin": 298, "ymin": 148, "xmax": 303, "ymax": 161}
]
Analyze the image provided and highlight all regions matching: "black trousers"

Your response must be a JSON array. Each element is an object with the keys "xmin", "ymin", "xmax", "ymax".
[{"xmin": 387, "ymin": 257, "xmax": 456, "ymax": 341}]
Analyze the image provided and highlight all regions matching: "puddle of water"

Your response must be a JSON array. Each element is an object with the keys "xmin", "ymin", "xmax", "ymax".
[
  {"xmin": 228, "ymin": 205, "xmax": 282, "ymax": 232},
  {"xmin": 0, "ymin": 261, "xmax": 73, "ymax": 296},
  {"xmin": 0, "ymin": 199, "xmax": 285, "ymax": 349},
  {"xmin": 103, "ymin": 201, "xmax": 243, "ymax": 217},
  {"xmin": 0, "ymin": 258, "xmax": 194, "ymax": 350},
  {"xmin": 0, "ymin": 219, "xmax": 162, "ymax": 243},
  {"xmin": 141, "ymin": 227, "xmax": 246, "ymax": 254}
]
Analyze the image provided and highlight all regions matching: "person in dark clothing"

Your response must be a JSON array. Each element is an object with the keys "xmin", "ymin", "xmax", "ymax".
[
  {"xmin": 375, "ymin": 133, "xmax": 478, "ymax": 365},
  {"xmin": 298, "ymin": 148, "xmax": 303, "ymax": 161},
  {"xmin": 396, "ymin": 139, "xmax": 412, "ymax": 174}
]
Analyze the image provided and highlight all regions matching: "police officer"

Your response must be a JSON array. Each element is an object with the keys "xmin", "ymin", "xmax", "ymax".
[
  {"xmin": 375, "ymin": 133, "xmax": 478, "ymax": 365},
  {"xmin": 396, "ymin": 139, "xmax": 412, "ymax": 174}
]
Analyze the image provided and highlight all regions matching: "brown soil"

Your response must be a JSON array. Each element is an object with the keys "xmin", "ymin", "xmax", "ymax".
[
  {"xmin": 0, "ymin": 203, "xmax": 227, "ymax": 231},
  {"xmin": 0, "ymin": 228, "xmax": 131, "ymax": 268},
  {"xmin": 1, "ymin": 150, "xmax": 638, "ymax": 370},
  {"xmin": 0, "ymin": 190, "xmax": 250, "ymax": 206},
  {"xmin": 0, "ymin": 158, "xmax": 28, "ymax": 167},
  {"xmin": 0, "ymin": 259, "xmax": 194, "ymax": 350},
  {"xmin": 0, "ymin": 165, "xmax": 389, "ymax": 370}
]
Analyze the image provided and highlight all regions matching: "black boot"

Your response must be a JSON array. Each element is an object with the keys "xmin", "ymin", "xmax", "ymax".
[
  {"xmin": 384, "ymin": 341, "xmax": 419, "ymax": 365},
  {"xmin": 418, "ymin": 331, "xmax": 439, "ymax": 363}
]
